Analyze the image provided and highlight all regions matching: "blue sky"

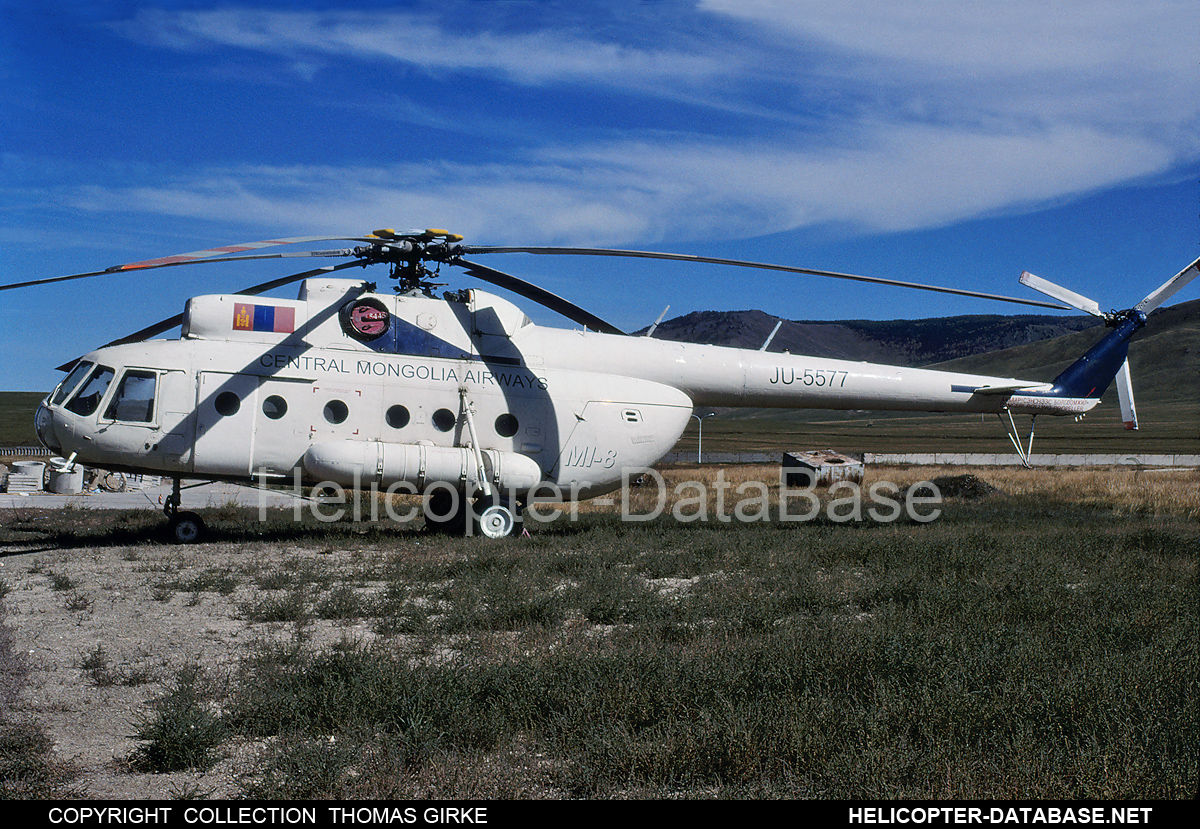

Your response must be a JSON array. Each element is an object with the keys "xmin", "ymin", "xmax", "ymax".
[{"xmin": 2, "ymin": 0, "xmax": 1198, "ymax": 392}]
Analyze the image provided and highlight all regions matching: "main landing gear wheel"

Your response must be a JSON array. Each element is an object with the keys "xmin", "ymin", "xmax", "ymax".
[
  {"xmin": 473, "ymin": 496, "xmax": 520, "ymax": 539},
  {"xmin": 424, "ymin": 490, "xmax": 523, "ymax": 538},
  {"xmin": 168, "ymin": 511, "xmax": 206, "ymax": 544},
  {"xmin": 424, "ymin": 488, "xmax": 468, "ymax": 536},
  {"xmin": 472, "ymin": 495, "xmax": 523, "ymax": 539}
]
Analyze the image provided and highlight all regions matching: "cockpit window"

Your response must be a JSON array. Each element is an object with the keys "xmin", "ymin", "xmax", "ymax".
[
  {"xmin": 65, "ymin": 365, "xmax": 115, "ymax": 416},
  {"xmin": 104, "ymin": 370, "xmax": 158, "ymax": 422},
  {"xmin": 52, "ymin": 361, "xmax": 94, "ymax": 406}
]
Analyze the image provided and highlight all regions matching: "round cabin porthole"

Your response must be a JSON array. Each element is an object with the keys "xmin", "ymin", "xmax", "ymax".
[
  {"xmin": 214, "ymin": 391, "xmax": 240, "ymax": 417},
  {"xmin": 495, "ymin": 413, "xmax": 519, "ymax": 438},
  {"xmin": 386, "ymin": 404, "xmax": 410, "ymax": 429},
  {"xmin": 323, "ymin": 399, "xmax": 349, "ymax": 424},
  {"xmin": 432, "ymin": 408, "xmax": 456, "ymax": 432},
  {"xmin": 263, "ymin": 395, "xmax": 288, "ymax": 420}
]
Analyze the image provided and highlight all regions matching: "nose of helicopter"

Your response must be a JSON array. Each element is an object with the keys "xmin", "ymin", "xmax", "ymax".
[{"xmin": 34, "ymin": 399, "xmax": 64, "ymax": 455}]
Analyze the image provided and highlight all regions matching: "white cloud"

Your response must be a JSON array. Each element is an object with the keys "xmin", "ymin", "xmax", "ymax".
[
  {"xmin": 55, "ymin": 117, "xmax": 1172, "ymax": 250},
  {"xmin": 701, "ymin": 0, "xmax": 1200, "ymax": 127},
  {"xmin": 78, "ymin": 3, "xmax": 1200, "ymax": 245},
  {"xmin": 117, "ymin": 7, "xmax": 727, "ymax": 89},
  {"xmin": 701, "ymin": 0, "xmax": 1192, "ymax": 76}
]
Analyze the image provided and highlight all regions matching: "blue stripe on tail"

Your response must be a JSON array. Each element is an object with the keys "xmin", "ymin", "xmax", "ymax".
[{"xmin": 1048, "ymin": 312, "xmax": 1144, "ymax": 399}]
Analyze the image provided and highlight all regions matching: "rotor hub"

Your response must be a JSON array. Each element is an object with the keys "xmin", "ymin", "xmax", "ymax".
[
  {"xmin": 352, "ymin": 232, "xmax": 466, "ymax": 293},
  {"xmin": 1105, "ymin": 308, "xmax": 1148, "ymax": 328}
]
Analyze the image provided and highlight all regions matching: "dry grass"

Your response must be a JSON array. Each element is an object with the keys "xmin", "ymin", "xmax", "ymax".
[
  {"xmin": 909, "ymin": 464, "xmax": 1200, "ymax": 519},
  {"xmin": 555, "ymin": 463, "xmax": 1200, "ymax": 522}
]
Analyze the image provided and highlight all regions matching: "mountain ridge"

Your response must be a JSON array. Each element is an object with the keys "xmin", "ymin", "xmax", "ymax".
[{"xmin": 638, "ymin": 309, "xmax": 1102, "ymax": 367}]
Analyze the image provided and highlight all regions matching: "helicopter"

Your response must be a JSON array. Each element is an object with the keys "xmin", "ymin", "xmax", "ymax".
[{"xmin": 4, "ymin": 229, "xmax": 1197, "ymax": 540}]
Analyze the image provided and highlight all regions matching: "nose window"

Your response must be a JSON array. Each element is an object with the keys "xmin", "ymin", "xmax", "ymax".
[
  {"xmin": 52, "ymin": 361, "xmax": 94, "ymax": 406},
  {"xmin": 104, "ymin": 370, "xmax": 158, "ymax": 422},
  {"xmin": 65, "ymin": 366, "xmax": 115, "ymax": 416}
]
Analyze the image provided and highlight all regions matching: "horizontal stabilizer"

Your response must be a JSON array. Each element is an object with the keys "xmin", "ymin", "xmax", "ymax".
[{"xmin": 952, "ymin": 382, "xmax": 1054, "ymax": 395}]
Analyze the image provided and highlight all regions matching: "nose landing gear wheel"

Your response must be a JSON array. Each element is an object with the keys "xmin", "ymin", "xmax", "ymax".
[{"xmin": 168, "ymin": 511, "xmax": 206, "ymax": 544}]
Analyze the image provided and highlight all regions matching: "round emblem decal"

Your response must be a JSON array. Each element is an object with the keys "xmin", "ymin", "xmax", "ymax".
[{"xmin": 340, "ymin": 297, "xmax": 390, "ymax": 341}]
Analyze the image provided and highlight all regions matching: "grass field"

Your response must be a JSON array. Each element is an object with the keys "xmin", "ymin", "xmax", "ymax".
[
  {"xmin": 679, "ymin": 401, "xmax": 1200, "ymax": 457},
  {"xmin": 1, "ymin": 464, "xmax": 1196, "ymax": 799},
  {"xmin": 0, "ymin": 392, "xmax": 46, "ymax": 448}
]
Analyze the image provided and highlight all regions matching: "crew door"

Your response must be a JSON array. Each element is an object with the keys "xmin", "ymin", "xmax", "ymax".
[{"xmin": 194, "ymin": 372, "xmax": 260, "ymax": 477}]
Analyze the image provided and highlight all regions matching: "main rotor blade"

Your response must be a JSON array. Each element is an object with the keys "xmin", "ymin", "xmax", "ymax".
[
  {"xmin": 0, "ymin": 235, "xmax": 381, "ymax": 292},
  {"xmin": 1, "ymin": 266, "xmax": 115, "ymax": 293},
  {"xmin": 456, "ymin": 258, "xmax": 626, "ymax": 335},
  {"xmin": 1135, "ymin": 255, "xmax": 1200, "ymax": 315},
  {"xmin": 462, "ymin": 246, "xmax": 1070, "ymax": 311},
  {"xmin": 55, "ymin": 260, "xmax": 366, "ymax": 371},
  {"xmin": 106, "ymin": 236, "xmax": 367, "ymax": 271},
  {"xmin": 1018, "ymin": 271, "xmax": 1104, "ymax": 317}
]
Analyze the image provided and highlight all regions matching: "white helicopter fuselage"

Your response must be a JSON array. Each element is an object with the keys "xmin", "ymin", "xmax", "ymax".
[{"xmin": 35, "ymin": 277, "xmax": 1094, "ymax": 501}]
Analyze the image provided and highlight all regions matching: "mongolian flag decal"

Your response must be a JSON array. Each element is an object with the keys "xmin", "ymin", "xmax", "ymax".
[{"xmin": 233, "ymin": 303, "xmax": 295, "ymax": 333}]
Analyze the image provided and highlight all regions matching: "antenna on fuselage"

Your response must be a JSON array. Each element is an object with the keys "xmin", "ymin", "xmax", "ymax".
[
  {"xmin": 759, "ymin": 320, "xmax": 783, "ymax": 351},
  {"xmin": 645, "ymin": 306, "xmax": 670, "ymax": 338}
]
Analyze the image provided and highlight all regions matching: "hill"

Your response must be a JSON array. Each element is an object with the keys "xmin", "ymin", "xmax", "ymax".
[
  {"xmin": 0, "ymin": 391, "xmax": 46, "ymax": 447},
  {"xmin": 642, "ymin": 299, "xmax": 1199, "ymax": 411}
]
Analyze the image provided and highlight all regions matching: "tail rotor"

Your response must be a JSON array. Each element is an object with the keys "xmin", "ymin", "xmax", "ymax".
[{"xmin": 1018, "ymin": 256, "xmax": 1200, "ymax": 431}]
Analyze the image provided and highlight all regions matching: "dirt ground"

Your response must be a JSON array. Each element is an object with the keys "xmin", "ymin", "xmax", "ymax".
[{"xmin": 1, "ymin": 526, "xmax": 392, "ymax": 800}]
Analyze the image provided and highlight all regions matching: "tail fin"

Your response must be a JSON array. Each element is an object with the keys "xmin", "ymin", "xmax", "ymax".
[{"xmin": 1049, "ymin": 312, "xmax": 1142, "ymax": 401}]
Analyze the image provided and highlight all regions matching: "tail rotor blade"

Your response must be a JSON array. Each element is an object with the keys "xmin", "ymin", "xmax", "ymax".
[
  {"xmin": 1018, "ymin": 271, "xmax": 1104, "ymax": 317},
  {"xmin": 1134, "ymin": 255, "xmax": 1200, "ymax": 315},
  {"xmin": 1115, "ymin": 359, "xmax": 1137, "ymax": 431}
]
